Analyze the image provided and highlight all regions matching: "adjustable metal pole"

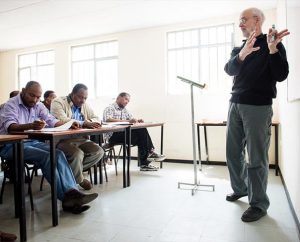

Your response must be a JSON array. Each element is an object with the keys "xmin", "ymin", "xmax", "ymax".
[
  {"xmin": 178, "ymin": 82, "xmax": 215, "ymax": 195},
  {"xmin": 190, "ymin": 84, "xmax": 198, "ymax": 185}
]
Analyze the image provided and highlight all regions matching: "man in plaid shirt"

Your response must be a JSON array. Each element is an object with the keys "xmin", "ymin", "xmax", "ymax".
[{"xmin": 103, "ymin": 92, "xmax": 165, "ymax": 171}]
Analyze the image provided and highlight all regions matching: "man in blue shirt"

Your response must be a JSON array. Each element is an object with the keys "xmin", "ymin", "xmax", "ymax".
[
  {"xmin": 51, "ymin": 84, "xmax": 104, "ymax": 190},
  {"xmin": 0, "ymin": 81, "xmax": 98, "ymax": 214}
]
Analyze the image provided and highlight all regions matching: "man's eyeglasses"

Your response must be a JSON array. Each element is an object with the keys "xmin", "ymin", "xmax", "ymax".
[{"xmin": 239, "ymin": 15, "xmax": 258, "ymax": 25}]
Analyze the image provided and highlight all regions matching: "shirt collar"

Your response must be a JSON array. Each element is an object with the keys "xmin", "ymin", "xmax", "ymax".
[
  {"xmin": 243, "ymin": 33, "xmax": 265, "ymax": 42},
  {"xmin": 17, "ymin": 94, "xmax": 38, "ymax": 109},
  {"xmin": 113, "ymin": 102, "xmax": 123, "ymax": 111}
]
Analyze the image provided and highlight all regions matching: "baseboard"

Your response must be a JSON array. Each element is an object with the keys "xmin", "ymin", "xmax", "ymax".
[
  {"xmin": 163, "ymin": 159, "xmax": 276, "ymax": 169},
  {"xmin": 278, "ymin": 168, "xmax": 300, "ymax": 240}
]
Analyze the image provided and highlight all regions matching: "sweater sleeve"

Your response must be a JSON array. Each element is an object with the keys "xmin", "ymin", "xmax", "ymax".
[
  {"xmin": 269, "ymin": 43, "xmax": 289, "ymax": 82},
  {"xmin": 224, "ymin": 47, "xmax": 244, "ymax": 76}
]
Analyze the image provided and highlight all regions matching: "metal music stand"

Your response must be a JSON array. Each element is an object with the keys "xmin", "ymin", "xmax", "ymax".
[{"xmin": 177, "ymin": 76, "xmax": 215, "ymax": 195}]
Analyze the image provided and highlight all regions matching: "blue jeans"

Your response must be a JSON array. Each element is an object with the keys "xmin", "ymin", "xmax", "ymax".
[
  {"xmin": 0, "ymin": 140, "xmax": 77, "ymax": 200},
  {"xmin": 226, "ymin": 103, "xmax": 273, "ymax": 212}
]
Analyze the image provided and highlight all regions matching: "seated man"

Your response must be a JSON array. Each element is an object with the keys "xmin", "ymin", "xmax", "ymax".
[
  {"xmin": 42, "ymin": 90, "xmax": 57, "ymax": 111},
  {"xmin": 103, "ymin": 92, "xmax": 165, "ymax": 171},
  {"xmin": 0, "ymin": 90, "xmax": 20, "ymax": 111},
  {"xmin": 51, "ymin": 83, "xmax": 104, "ymax": 190},
  {"xmin": 0, "ymin": 81, "xmax": 98, "ymax": 214}
]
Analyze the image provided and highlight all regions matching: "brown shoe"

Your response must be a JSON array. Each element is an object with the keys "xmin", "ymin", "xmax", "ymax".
[
  {"xmin": 79, "ymin": 179, "xmax": 92, "ymax": 190},
  {"xmin": 62, "ymin": 189, "xmax": 98, "ymax": 209},
  {"xmin": 0, "ymin": 231, "xmax": 17, "ymax": 241},
  {"xmin": 63, "ymin": 204, "xmax": 91, "ymax": 214}
]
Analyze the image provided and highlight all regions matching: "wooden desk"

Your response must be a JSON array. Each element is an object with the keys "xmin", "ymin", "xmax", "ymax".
[
  {"xmin": 12, "ymin": 126, "xmax": 127, "ymax": 227},
  {"xmin": 196, "ymin": 121, "xmax": 280, "ymax": 176},
  {"xmin": 126, "ymin": 122, "xmax": 164, "ymax": 186},
  {"xmin": 0, "ymin": 135, "xmax": 28, "ymax": 242}
]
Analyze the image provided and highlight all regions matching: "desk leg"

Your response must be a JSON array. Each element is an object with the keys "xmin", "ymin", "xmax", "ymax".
[
  {"xmin": 93, "ymin": 163, "xmax": 98, "ymax": 185},
  {"xmin": 275, "ymin": 125, "xmax": 279, "ymax": 176},
  {"xmin": 127, "ymin": 127, "xmax": 131, "ymax": 187},
  {"xmin": 197, "ymin": 125, "xmax": 201, "ymax": 168},
  {"xmin": 123, "ymin": 129, "xmax": 127, "ymax": 188},
  {"xmin": 17, "ymin": 142, "xmax": 26, "ymax": 242},
  {"xmin": 204, "ymin": 126, "xmax": 209, "ymax": 162},
  {"xmin": 12, "ymin": 143, "xmax": 19, "ymax": 218},
  {"xmin": 160, "ymin": 125, "xmax": 164, "ymax": 169},
  {"xmin": 50, "ymin": 139, "xmax": 58, "ymax": 226},
  {"xmin": 99, "ymin": 158, "xmax": 103, "ymax": 184}
]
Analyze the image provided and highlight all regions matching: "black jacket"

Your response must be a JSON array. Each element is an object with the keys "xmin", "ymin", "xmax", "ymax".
[{"xmin": 224, "ymin": 34, "xmax": 289, "ymax": 105}]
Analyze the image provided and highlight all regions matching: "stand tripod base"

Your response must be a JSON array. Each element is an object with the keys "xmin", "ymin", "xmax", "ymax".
[{"xmin": 178, "ymin": 182, "xmax": 215, "ymax": 196}]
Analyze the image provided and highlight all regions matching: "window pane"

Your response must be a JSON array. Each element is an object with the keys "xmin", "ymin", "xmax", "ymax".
[
  {"xmin": 19, "ymin": 68, "xmax": 31, "ymax": 88},
  {"xmin": 19, "ymin": 54, "xmax": 36, "ymax": 68},
  {"xmin": 95, "ymin": 41, "xmax": 118, "ymax": 58},
  {"xmin": 72, "ymin": 61, "xmax": 95, "ymax": 98},
  {"xmin": 72, "ymin": 41, "xmax": 119, "ymax": 98},
  {"xmin": 200, "ymin": 28, "xmax": 209, "ymax": 45},
  {"xmin": 168, "ymin": 51, "xmax": 188, "ymax": 94},
  {"xmin": 168, "ymin": 33, "xmax": 176, "ymax": 49},
  {"xmin": 200, "ymin": 48, "xmax": 209, "ymax": 84},
  {"xmin": 183, "ymin": 30, "xmax": 198, "ymax": 47},
  {"xmin": 175, "ymin": 32, "xmax": 184, "ymax": 48},
  {"xmin": 217, "ymin": 26, "xmax": 226, "ymax": 43},
  {"xmin": 37, "ymin": 65, "xmax": 54, "ymax": 91},
  {"xmin": 167, "ymin": 24, "xmax": 234, "ymax": 96},
  {"xmin": 18, "ymin": 51, "xmax": 55, "ymax": 90},
  {"xmin": 226, "ymin": 25, "xmax": 234, "ymax": 42},
  {"xmin": 37, "ymin": 51, "xmax": 54, "ymax": 65},
  {"xmin": 72, "ymin": 45, "xmax": 94, "ymax": 61},
  {"xmin": 217, "ymin": 46, "xmax": 226, "ymax": 88},
  {"xmin": 208, "ymin": 28, "xmax": 217, "ymax": 44},
  {"xmin": 209, "ymin": 47, "xmax": 217, "ymax": 87},
  {"xmin": 96, "ymin": 59, "xmax": 118, "ymax": 97}
]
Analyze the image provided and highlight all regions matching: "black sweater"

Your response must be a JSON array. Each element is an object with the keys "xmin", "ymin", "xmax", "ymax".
[{"xmin": 224, "ymin": 34, "xmax": 289, "ymax": 105}]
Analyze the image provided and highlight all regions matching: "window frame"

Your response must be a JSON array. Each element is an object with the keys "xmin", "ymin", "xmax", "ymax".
[
  {"xmin": 167, "ymin": 24, "xmax": 234, "ymax": 95},
  {"xmin": 17, "ymin": 50, "xmax": 55, "ymax": 90},
  {"xmin": 70, "ymin": 40, "xmax": 119, "ymax": 98}
]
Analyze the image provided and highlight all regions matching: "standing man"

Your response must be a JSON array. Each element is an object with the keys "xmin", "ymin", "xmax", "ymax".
[
  {"xmin": 224, "ymin": 8, "xmax": 289, "ymax": 222},
  {"xmin": 103, "ymin": 92, "xmax": 165, "ymax": 171},
  {"xmin": 0, "ymin": 81, "xmax": 98, "ymax": 214},
  {"xmin": 51, "ymin": 83, "xmax": 104, "ymax": 190}
]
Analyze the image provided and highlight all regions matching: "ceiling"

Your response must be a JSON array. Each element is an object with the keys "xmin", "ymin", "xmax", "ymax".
[{"xmin": 0, "ymin": 0, "xmax": 278, "ymax": 51}]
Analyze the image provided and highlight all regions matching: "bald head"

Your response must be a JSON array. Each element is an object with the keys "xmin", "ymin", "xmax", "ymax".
[
  {"xmin": 239, "ymin": 7, "xmax": 265, "ymax": 38},
  {"xmin": 21, "ymin": 81, "xmax": 42, "ymax": 108},
  {"xmin": 247, "ymin": 8, "xmax": 265, "ymax": 24}
]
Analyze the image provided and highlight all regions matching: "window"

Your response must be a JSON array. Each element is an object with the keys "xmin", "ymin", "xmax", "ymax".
[
  {"xmin": 18, "ymin": 50, "xmax": 55, "ymax": 91},
  {"xmin": 167, "ymin": 24, "xmax": 234, "ymax": 95},
  {"xmin": 71, "ymin": 41, "xmax": 118, "ymax": 99}
]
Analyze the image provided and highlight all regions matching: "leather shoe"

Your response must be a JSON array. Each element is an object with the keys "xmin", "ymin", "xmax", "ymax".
[
  {"xmin": 241, "ymin": 207, "xmax": 267, "ymax": 222},
  {"xmin": 79, "ymin": 179, "xmax": 92, "ymax": 190},
  {"xmin": 226, "ymin": 193, "xmax": 247, "ymax": 201},
  {"xmin": 63, "ymin": 204, "xmax": 90, "ymax": 214},
  {"xmin": 62, "ymin": 189, "xmax": 98, "ymax": 209},
  {"xmin": 0, "ymin": 230, "xmax": 17, "ymax": 241}
]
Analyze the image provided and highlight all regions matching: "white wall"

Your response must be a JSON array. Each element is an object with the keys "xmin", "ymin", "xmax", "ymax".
[
  {"xmin": 277, "ymin": 0, "xmax": 300, "ymax": 225},
  {"xmin": 0, "ymin": 9, "xmax": 276, "ymax": 162}
]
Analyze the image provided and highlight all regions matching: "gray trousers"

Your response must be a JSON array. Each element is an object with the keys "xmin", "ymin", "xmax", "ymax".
[
  {"xmin": 226, "ymin": 102, "xmax": 273, "ymax": 212},
  {"xmin": 57, "ymin": 138, "xmax": 104, "ymax": 184}
]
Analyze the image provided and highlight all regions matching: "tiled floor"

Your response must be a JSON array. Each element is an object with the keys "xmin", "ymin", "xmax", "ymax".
[{"xmin": 0, "ymin": 162, "xmax": 299, "ymax": 242}]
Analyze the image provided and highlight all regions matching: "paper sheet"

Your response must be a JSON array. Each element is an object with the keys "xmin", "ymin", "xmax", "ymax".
[{"xmin": 26, "ymin": 119, "xmax": 75, "ymax": 132}]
